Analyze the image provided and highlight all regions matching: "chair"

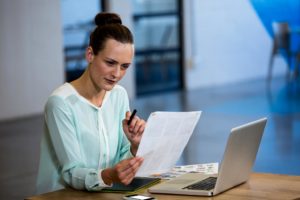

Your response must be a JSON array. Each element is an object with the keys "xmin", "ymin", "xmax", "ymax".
[
  {"xmin": 268, "ymin": 22, "xmax": 292, "ymax": 82},
  {"xmin": 295, "ymin": 52, "xmax": 300, "ymax": 78}
]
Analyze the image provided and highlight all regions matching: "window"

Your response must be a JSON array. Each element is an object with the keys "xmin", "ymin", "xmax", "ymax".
[
  {"xmin": 61, "ymin": 0, "xmax": 102, "ymax": 82},
  {"xmin": 132, "ymin": 0, "xmax": 183, "ymax": 95}
]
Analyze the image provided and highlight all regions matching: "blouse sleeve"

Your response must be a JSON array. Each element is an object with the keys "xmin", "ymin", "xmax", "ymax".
[{"xmin": 45, "ymin": 96, "xmax": 110, "ymax": 191}]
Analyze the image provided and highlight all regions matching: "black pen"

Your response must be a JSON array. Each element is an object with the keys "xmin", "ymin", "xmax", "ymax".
[{"xmin": 127, "ymin": 109, "xmax": 137, "ymax": 125}]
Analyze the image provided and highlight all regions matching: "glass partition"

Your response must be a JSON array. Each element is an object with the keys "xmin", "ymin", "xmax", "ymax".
[
  {"xmin": 132, "ymin": 0, "xmax": 183, "ymax": 96},
  {"xmin": 61, "ymin": 0, "xmax": 102, "ymax": 82}
]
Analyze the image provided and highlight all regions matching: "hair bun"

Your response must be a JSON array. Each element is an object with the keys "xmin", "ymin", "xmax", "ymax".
[{"xmin": 95, "ymin": 13, "xmax": 122, "ymax": 26}]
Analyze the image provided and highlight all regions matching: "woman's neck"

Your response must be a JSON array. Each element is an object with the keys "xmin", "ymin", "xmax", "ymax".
[{"xmin": 70, "ymin": 70, "xmax": 106, "ymax": 107}]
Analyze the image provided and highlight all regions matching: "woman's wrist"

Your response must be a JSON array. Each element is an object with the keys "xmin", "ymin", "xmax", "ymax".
[
  {"xmin": 130, "ymin": 144, "xmax": 138, "ymax": 156},
  {"xmin": 101, "ymin": 168, "xmax": 113, "ymax": 186}
]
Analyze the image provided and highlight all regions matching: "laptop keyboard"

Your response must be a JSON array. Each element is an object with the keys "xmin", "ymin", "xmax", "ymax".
[{"xmin": 183, "ymin": 177, "xmax": 217, "ymax": 191}]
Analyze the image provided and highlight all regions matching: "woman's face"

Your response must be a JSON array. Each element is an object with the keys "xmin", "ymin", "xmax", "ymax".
[{"xmin": 87, "ymin": 38, "xmax": 134, "ymax": 92}]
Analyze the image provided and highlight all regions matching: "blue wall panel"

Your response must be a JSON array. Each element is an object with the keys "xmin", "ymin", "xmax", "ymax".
[{"xmin": 250, "ymin": 0, "xmax": 300, "ymax": 50}]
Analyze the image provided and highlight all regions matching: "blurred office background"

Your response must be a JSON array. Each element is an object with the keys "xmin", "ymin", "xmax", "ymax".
[{"xmin": 0, "ymin": 0, "xmax": 300, "ymax": 199}]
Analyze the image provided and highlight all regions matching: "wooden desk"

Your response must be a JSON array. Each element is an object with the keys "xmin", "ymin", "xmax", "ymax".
[{"xmin": 26, "ymin": 173, "xmax": 300, "ymax": 200}]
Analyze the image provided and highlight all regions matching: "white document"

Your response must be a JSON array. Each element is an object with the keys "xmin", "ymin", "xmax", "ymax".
[
  {"xmin": 171, "ymin": 163, "xmax": 219, "ymax": 175},
  {"xmin": 149, "ymin": 163, "xmax": 219, "ymax": 179},
  {"xmin": 136, "ymin": 111, "xmax": 201, "ymax": 176}
]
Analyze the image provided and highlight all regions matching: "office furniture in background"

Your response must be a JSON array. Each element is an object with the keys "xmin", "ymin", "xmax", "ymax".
[
  {"xmin": 268, "ymin": 22, "xmax": 292, "ymax": 81},
  {"xmin": 268, "ymin": 22, "xmax": 300, "ymax": 82},
  {"xmin": 293, "ymin": 26, "xmax": 300, "ymax": 77},
  {"xmin": 296, "ymin": 51, "xmax": 300, "ymax": 77}
]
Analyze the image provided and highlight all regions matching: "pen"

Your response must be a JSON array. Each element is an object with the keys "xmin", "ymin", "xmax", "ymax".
[{"xmin": 127, "ymin": 109, "xmax": 137, "ymax": 125}]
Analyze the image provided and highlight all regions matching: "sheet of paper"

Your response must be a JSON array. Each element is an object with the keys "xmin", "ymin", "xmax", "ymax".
[
  {"xmin": 149, "ymin": 163, "xmax": 219, "ymax": 179},
  {"xmin": 136, "ymin": 111, "xmax": 201, "ymax": 176}
]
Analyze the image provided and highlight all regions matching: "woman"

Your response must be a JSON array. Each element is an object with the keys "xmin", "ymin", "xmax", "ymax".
[{"xmin": 36, "ymin": 12, "xmax": 145, "ymax": 194}]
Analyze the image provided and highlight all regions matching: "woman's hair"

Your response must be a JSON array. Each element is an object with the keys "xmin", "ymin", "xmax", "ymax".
[{"xmin": 89, "ymin": 12, "xmax": 134, "ymax": 55}]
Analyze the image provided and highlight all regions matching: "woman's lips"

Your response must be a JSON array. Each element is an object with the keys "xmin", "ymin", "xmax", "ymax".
[{"xmin": 105, "ymin": 78, "xmax": 116, "ymax": 85}]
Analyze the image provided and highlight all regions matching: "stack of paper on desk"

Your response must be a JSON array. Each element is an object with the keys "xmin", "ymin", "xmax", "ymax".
[
  {"xmin": 149, "ymin": 163, "xmax": 219, "ymax": 179},
  {"xmin": 136, "ymin": 111, "xmax": 201, "ymax": 177}
]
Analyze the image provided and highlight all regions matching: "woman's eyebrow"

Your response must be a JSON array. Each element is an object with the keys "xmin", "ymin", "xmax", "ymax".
[{"xmin": 105, "ymin": 57, "xmax": 118, "ymax": 63}]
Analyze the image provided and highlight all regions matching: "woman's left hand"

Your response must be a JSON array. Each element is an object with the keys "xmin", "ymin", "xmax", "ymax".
[{"xmin": 122, "ymin": 111, "xmax": 146, "ymax": 155}]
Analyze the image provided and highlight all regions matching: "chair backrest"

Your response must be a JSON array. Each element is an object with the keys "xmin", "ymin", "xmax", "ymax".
[{"xmin": 272, "ymin": 22, "xmax": 290, "ymax": 50}]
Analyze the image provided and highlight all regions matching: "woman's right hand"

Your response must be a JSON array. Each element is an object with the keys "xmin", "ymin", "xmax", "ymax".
[{"xmin": 101, "ymin": 157, "xmax": 144, "ymax": 185}]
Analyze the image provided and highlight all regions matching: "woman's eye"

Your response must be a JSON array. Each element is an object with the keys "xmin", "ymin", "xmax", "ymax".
[
  {"xmin": 106, "ymin": 61, "xmax": 114, "ymax": 66},
  {"xmin": 121, "ymin": 64, "xmax": 130, "ymax": 69}
]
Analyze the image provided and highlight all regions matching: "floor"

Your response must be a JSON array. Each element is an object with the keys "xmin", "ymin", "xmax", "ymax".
[{"xmin": 0, "ymin": 76, "xmax": 299, "ymax": 200}]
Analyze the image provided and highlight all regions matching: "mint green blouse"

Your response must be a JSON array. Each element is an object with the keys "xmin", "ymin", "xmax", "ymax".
[{"xmin": 36, "ymin": 83, "xmax": 133, "ymax": 194}]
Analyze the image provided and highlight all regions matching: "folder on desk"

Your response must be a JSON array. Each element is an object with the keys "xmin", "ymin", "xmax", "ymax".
[{"xmin": 101, "ymin": 177, "xmax": 161, "ymax": 193}]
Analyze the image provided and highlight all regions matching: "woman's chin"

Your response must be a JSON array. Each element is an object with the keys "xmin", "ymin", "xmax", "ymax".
[{"xmin": 103, "ymin": 83, "xmax": 116, "ymax": 91}]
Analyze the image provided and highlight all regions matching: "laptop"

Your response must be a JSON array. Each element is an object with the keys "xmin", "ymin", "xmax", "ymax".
[{"xmin": 148, "ymin": 117, "xmax": 267, "ymax": 196}]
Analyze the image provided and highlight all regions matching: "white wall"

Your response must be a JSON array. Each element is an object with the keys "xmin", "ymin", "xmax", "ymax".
[
  {"xmin": 0, "ymin": 0, "xmax": 64, "ymax": 121},
  {"xmin": 105, "ymin": 0, "xmax": 136, "ymax": 99},
  {"xmin": 183, "ymin": 0, "xmax": 287, "ymax": 89}
]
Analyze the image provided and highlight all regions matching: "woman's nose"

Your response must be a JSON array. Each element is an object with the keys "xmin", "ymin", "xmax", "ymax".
[{"xmin": 112, "ymin": 66, "xmax": 121, "ymax": 78}]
